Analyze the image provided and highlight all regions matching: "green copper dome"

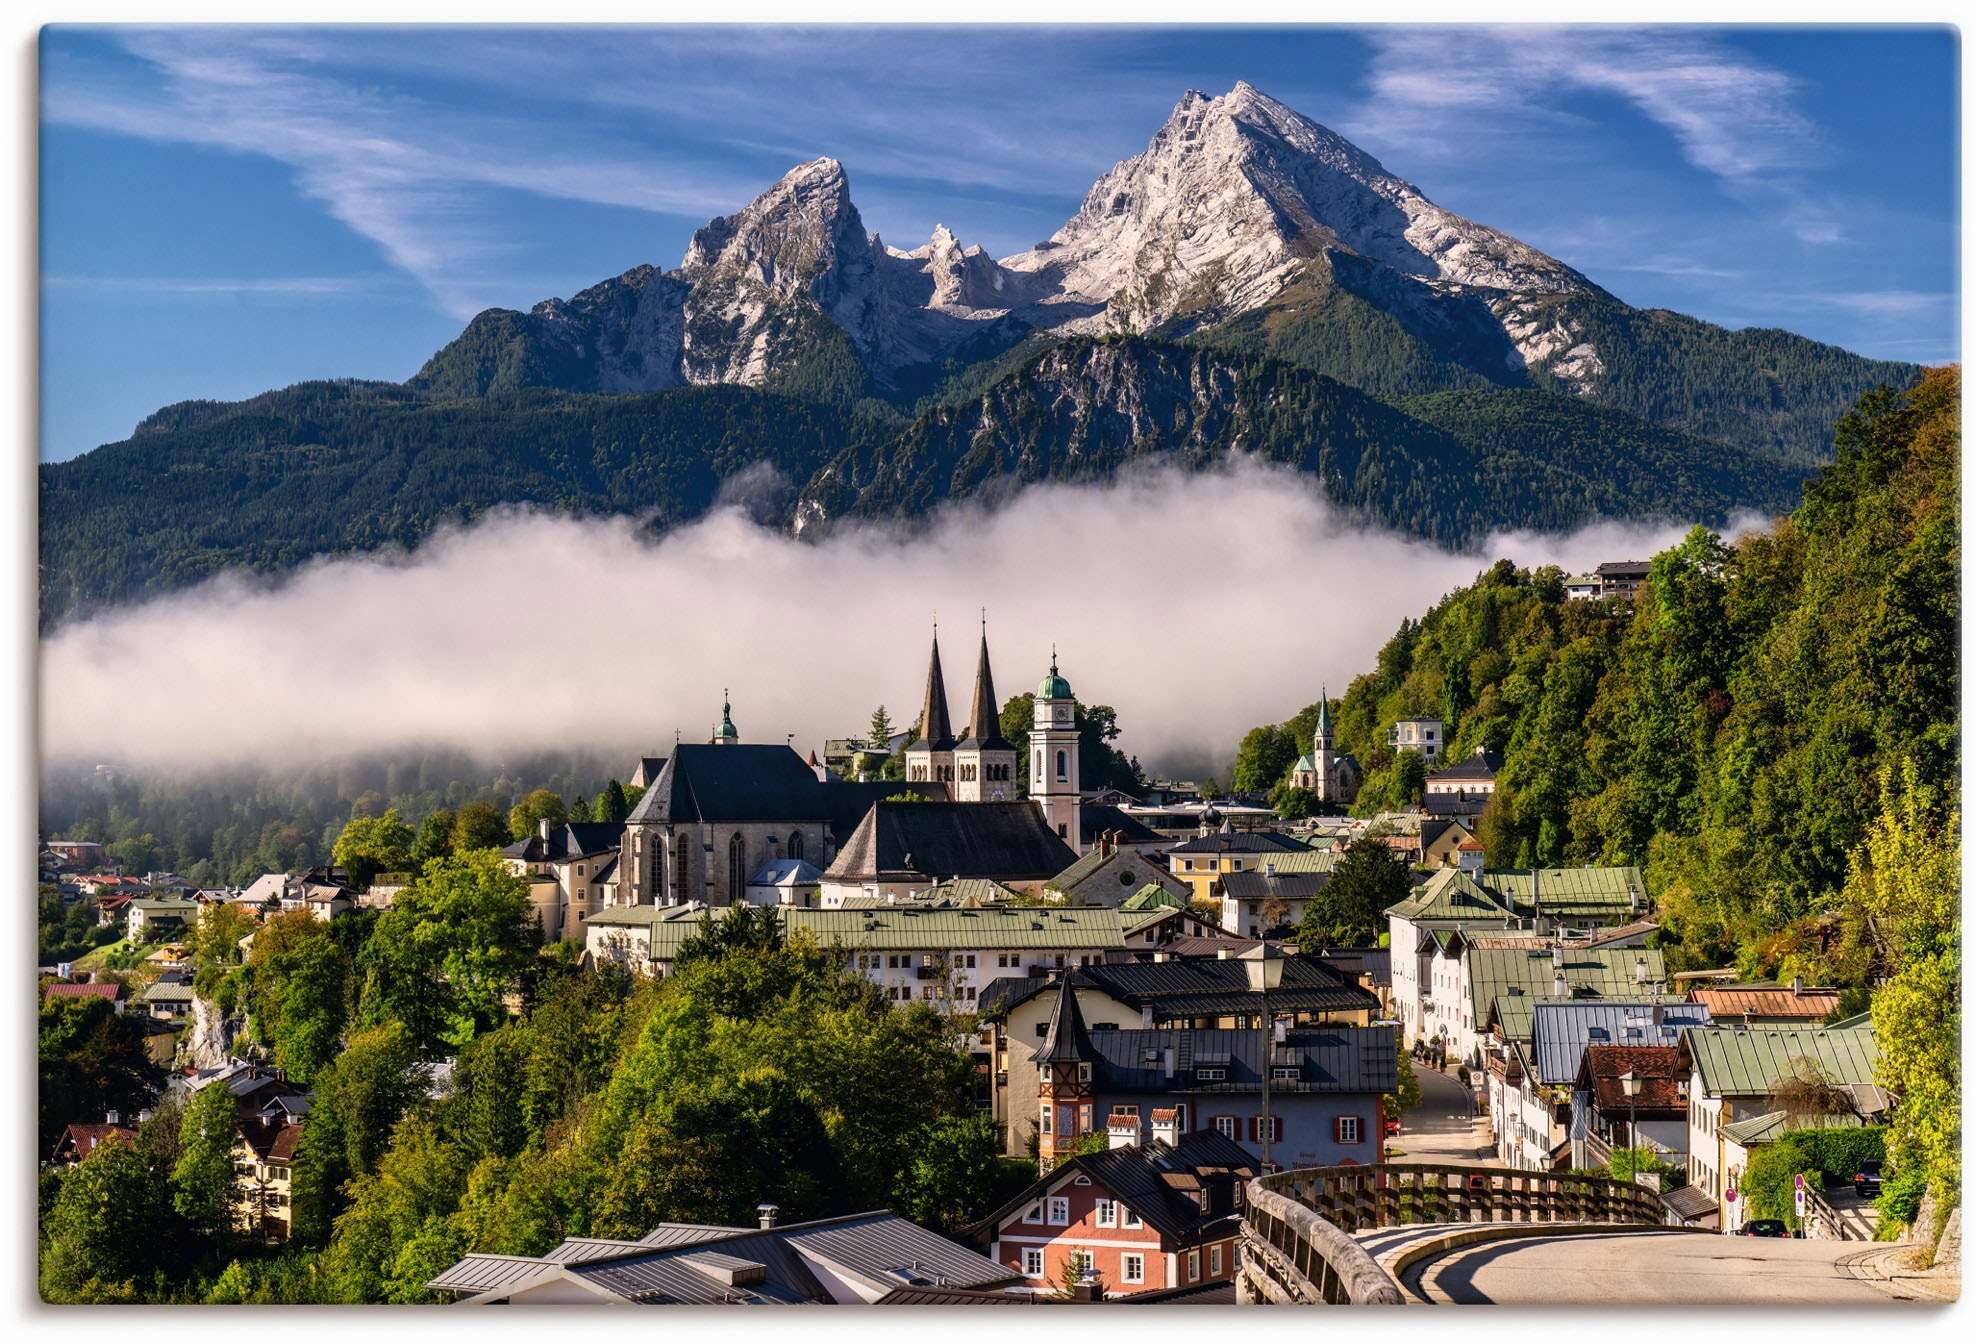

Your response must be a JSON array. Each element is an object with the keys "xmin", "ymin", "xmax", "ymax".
[
  {"xmin": 1036, "ymin": 651, "xmax": 1072, "ymax": 701},
  {"xmin": 715, "ymin": 695, "xmax": 738, "ymax": 740}
]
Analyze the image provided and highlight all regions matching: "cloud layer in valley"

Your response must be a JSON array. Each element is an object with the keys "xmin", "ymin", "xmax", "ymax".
[{"xmin": 41, "ymin": 462, "xmax": 1722, "ymax": 780}]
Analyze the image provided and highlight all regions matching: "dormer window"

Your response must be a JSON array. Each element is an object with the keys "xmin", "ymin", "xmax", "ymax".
[{"xmin": 1196, "ymin": 1067, "xmax": 1227, "ymax": 1081}]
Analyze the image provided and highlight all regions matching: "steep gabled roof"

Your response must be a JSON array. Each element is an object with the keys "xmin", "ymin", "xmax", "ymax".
[
  {"xmin": 1679, "ymin": 1022, "xmax": 1881, "ymax": 1099},
  {"xmin": 822, "ymin": 802, "xmax": 1077, "ymax": 884},
  {"xmin": 1385, "ymin": 866, "xmax": 1516, "ymax": 922},
  {"xmin": 625, "ymin": 745, "xmax": 835, "ymax": 826},
  {"xmin": 1466, "ymin": 947, "xmax": 1668, "ymax": 1025},
  {"xmin": 973, "ymin": 1129, "xmax": 1259, "ymax": 1243}
]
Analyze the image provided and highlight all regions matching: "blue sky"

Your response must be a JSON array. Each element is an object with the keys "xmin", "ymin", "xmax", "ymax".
[{"xmin": 39, "ymin": 24, "xmax": 1959, "ymax": 462}]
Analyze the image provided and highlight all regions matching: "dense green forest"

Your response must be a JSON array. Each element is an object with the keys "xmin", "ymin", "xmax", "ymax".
[
  {"xmin": 39, "ymin": 891, "xmax": 1029, "ymax": 1303},
  {"xmin": 1231, "ymin": 368, "xmax": 1960, "ymax": 1212},
  {"xmin": 42, "ymin": 335, "xmax": 1812, "ymax": 633},
  {"xmin": 37, "ymin": 749, "xmax": 625, "ymax": 888}
]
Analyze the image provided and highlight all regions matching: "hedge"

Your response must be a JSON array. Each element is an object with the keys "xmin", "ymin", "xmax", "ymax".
[{"xmin": 1742, "ymin": 1126, "xmax": 1886, "ymax": 1221}]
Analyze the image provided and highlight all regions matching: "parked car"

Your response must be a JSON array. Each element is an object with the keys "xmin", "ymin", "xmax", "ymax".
[
  {"xmin": 1853, "ymin": 1160, "xmax": 1884, "ymax": 1198},
  {"xmin": 1742, "ymin": 1219, "xmax": 1789, "ymax": 1237},
  {"xmin": 1385, "ymin": 1117, "xmax": 1402, "ymax": 1137}
]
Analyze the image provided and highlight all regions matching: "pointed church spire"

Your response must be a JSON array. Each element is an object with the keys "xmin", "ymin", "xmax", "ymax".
[
  {"xmin": 1316, "ymin": 685, "xmax": 1333, "ymax": 745},
  {"xmin": 910, "ymin": 624, "xmax": 955, "ymax": 751},
  {"xmin": 1038, "ymin": 971, "xmax": 1096, "ymax": 1065},
  {"xmin": 961, "ymin": 618, "xmax": 1009, "ymax": 748}
]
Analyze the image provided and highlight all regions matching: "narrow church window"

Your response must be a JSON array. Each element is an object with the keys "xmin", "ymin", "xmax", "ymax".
[
  {"xmin": 728, "ymin": 833, "xmax": 744, "ymax": 902},
  {"xmin": 673, "ymin": 840, "xmax": 688, "ymax": 902},
  {"xmin": 1056, "ymin": 750, "xmax": 1067, "ymax": 781},
  {"xmin": 788, "ymin": 832, "xmax": 802, "ymax": 863}
]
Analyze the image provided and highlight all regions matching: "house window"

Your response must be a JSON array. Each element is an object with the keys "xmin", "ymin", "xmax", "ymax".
[
  {"xmin": 1214, "ymin": 1116, "xmax": 1236, "ymax": 1140},
  {"xmin": 1023, "ymin": 1201, "xmax": 1043, "ymax": 1224},
  {"xmin": 1079, "ymin": 1104, "xmax": 1093, "ymax": 1133},
  {"xmin": 1077, "ymin": 1063, "xmax": 1091, "ymax": 1083},
  {"xmin": 1096, "ymin": 1199, "xmax": 1116, "ymax": 1227},
  {"xmin": 1022, "ymin": 1247, "xmax": 1044, "ymax": 1276},
  {"xmin": 1196, "ymin": 1068, "xmax": 1226, "ymax": 1082},
  {"xmin": 1249, "ymin": 1115, "xmax": 1282, "ymax": 1143},
  {"xmin": 1111, "ymin": 1103, "xmax": 1139, "ymax": 1118},
  {"xmin": 964, "ymin": 954, "xmax": 976, "ymax": 968},
  {"xmin": 1272, "ymin": 1066, "xmax": 1301, "ymax": 1081},
  {"xmin": 1048, "ymin": 1197, "xmax": 1070, "ymax": 1226},
  {"xmin": 1121, "ymin": 1253, "xmax": 1144, "ymax": 1284},
  {"xmin": 1336, "ymin": 1116, "xmax": 1363, "ymax": 1144},
  {"xmin": 1209, "ymin": 1245, "xmax": 1222, "ymax": 1276},
  {"xmin": 1187, "ymin": 1249, "xmax": 1201, "ymax": 1282},
  {"xmin": 1123, "ymin": 1206, "xmax": 1143, "ymax": 1229},
  {"xmin": 1040, "ymin": 1106, "xmax": 1053, "ymax": 1135}
]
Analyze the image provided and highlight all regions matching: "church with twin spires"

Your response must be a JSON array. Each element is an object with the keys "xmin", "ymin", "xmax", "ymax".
[{"xmin": 905, "ymin": 623, "xmax": 1083, "ymax": 849}]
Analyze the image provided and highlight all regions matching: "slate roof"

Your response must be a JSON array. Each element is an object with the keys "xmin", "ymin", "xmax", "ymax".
[
  {"xmin": 1661, "ymin": 1185, "xmax": 1719, "ymax": 1223},
  {"xmin": 972, "ymin": 1129, "xmax": 1259, "ymax": 1243},
  {"xmin": 1038, "ymin": 974, "xmax": 1096, "ymax": 1064},
  {"xmin": 1421, "ymin": 793, "xmax": 1489, "ymax": 818},
  {"xmin": 821, "ymin": 802, "xmax": 1077, "ymax": 884},
  {"xmin": 1165, "ymin": 831, "xmax": 1307, "ymax": 855},
  {"xmin": 1082, "ymin": 1026, "xmax": 1397, "ymax": 1097},
  {"xmin": 1680, "ymin": 1022, "xmax": 1881, "ymax": 1098},
  {"xmin": 624, "ymin": 745, "xmax": 837, "ymax": 826},
  {"xmin": 976, "ymin": 955, "xmax": 1377, "ymax": 1024},
  {"xmin": 1049, "ymin": 845, "xmax": 1166, "ymax": 893},
  {"xmin": 1427, "ymin": 752, "xmax": 1503, "ymax": 784},
  {"xmin": 954, "ymin": 632, "xmax": 1011, "ymax": 752},
  {"xmin": 429, "ymin": 1211, "xmax": 1015, "ymax": 1304},
  {"xmin": 1488, "ymin": 992, "xmax": 1696, "ymax": 1045},
  {"xmin": 1466, "ymin": 947, "xmax": 1669, "ymax": 1025},
  {"xmin": 1530, "ymin": 1000, "xmax": 1714, "ymax": 1083},
  {"xmin": 909, "ymin": 634, "xmax": 957, "ymax": 753},
  {"xmin": 1220, "ymin": 870, "xmax": 1329, "ymax": 904},
  {"xmin": 1078, "ymin": 805, "xmax": 1166, "ymax": 846},
  {"xmin": 748, "ymin": 859, "xmax": 825, "ymax": 887}
]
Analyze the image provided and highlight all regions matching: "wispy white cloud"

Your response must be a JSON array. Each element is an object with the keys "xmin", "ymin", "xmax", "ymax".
[
  {"xmin": 41, "ymin": 460, "xmax": 1697, "ymax": 777},
  {"xmin": 1346, "ymin": 27, "xmax": 1840, "ymax": 243}
]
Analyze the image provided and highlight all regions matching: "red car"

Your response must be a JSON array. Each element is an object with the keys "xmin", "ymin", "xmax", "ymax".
[{"xmin": 1384, "ymin": 1117, "xmax": 1402, "ymax": 1137}]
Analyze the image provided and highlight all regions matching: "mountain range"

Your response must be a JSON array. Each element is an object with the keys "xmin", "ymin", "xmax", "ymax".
[{"xmin": 40, "ymin": 83, "xmax": 1919, "ymax": 629}]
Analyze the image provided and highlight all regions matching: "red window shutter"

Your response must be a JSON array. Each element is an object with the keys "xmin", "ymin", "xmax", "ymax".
[{"xmin": 1247, "ymin": 1115, "xmax": 1258, "ymax": 1142}]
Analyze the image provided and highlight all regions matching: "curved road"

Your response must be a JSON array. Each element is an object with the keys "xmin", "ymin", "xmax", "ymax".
[
  {"xmin": 1403, "ymin": 1230, "xmax": 1914, "ymax": 1305},
  {"xmin": 1391, "ymin": 1062, "xmax": 1492, "ymax": 1164}
]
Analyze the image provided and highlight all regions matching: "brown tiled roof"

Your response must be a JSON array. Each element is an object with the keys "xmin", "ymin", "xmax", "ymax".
[
  {"xmin": 1579, "ymin": 1044, "xmax": 1686, "ymax": 1109},
  {"xmin": 44, "ymin": 982, "xmax": 123, "ymax": 1003},
  {"xmin": 54, "ymin": 1123, "xmax": 136, "ymax": 1161},
  {"xmin": 1689, "ymin": 986, "xmax": 1840, "ymax": 1019}
]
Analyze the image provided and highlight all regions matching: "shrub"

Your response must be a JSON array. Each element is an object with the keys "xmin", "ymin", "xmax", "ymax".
[{"xmin": 1741, "ymin": 1126, "xmax": 1885, "ymax": 1221}]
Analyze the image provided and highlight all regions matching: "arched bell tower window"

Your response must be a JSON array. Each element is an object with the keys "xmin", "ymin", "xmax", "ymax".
[{"xmin": 728, "ymin": 832, "xmax": 746, "ymax": 903}]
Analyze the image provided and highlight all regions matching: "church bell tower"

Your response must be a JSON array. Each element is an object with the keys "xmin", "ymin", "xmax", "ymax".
[{"xmin": 1032, "ymin": 650, "xmax": 1081, "ymax": 849}]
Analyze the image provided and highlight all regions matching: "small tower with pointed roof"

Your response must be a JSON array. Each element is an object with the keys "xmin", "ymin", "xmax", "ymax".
[
  {"xmin": 953, "ymin": 616, "xmax": 1017, "ymax": 802},
  {"xmin": 1032, "ymin": 649, "xmax": 1082, "ymax": 850},
  {"xmin": 713, "ymin": 693, "xmax": 739, "ymax": 746},
  {"xmin": 904, "ymin": 623, "xmax": 957, "ymax": 787},
  {"xmin": 1036, "ymin": 973, "xmax": 1099, "ymax": 1172}
]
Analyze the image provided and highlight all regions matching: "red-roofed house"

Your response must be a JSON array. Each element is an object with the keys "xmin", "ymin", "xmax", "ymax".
[
  {"xmin": 43, "ymin": 981, "xmax": 125, "ymax": 1014},
  {"xmin": 51, "ymin": 1121, "xmax": 138, "ymax": 1166}
]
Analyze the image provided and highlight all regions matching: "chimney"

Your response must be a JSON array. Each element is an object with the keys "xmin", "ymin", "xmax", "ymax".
[
  {"xmin": 1162, "ymin": 1047, "xmax": 1176, "ymax": 1079},
  {"xmin": 1791, "ymin": 975, "xmax": 1805, "ymax": 996},
  {"xmin": 1069, "ymin": 1272, "xmax": 1105, "ymax": 1303},
  {"xmin": 756, "ymin": 1203, "xmax": 779, "ymax": 1229},
  {"xmin": 1552, "ymin": 971, "xmax": 1566, "ymax": 998},
  {"xmin": 1636, "ymin": 956, "xmax": 1649, "ymax": 985},
  {"xmin": 1264, "ymin": 861, "xmax": 1276, "ymax": 876},
  {"xmin": 1531, "ymin": 869, "xmax": 1541, "ymax": 920},
  {"xmin": 1551, "ymin": 944, "xmax": 1564, "ymax": 970},
  {"xmin": 539, "ymin": 817, "xmax": 552, "ymax": 842},
  {"xmin": 1141, "ymin": 1005, "xmax": 1155, "ymax": 1029},
  {"xmin": 1151, "ymin": 1107, "xmax": 1180, "ymax": 1144}
]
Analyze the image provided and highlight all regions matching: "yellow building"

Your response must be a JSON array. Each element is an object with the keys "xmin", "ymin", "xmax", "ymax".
[{"xmin": 1162, "ymin": 811, "xmax": 1309, "ymax": 908}]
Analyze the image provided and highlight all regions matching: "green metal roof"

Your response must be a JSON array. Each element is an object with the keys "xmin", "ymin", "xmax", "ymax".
[
  {"xmin": 784, "ymin": 905, "xmax": 1126, "ymax": 951},
  {"xmin": 1477, "ymin": 866, "xmax": 1648, "ymax": 915},
  {"xmin": 1385, "ymin": 867, "xmax": 1517, "ymax": 922},
  {"xmin": 1466, "ymin": 946, "xmax": 1669, "ymax": 1022},
  {"xmin": 1036, "ymin": 654, "xmax": 1072, "ymax": 701},
  {"xmin": 1252, "ymin": 850, "xmax": 1338, "ymax": 875},
  {"xmin": 1720, "ymin": 1109, "xmax": 1868, "ymax": 1148},
  {"xmin": 1681, "ymin": 1022, "xmax": 1881, "ymax": 1098},
  {"xmin": 1119, "ymin": 885, "xmax": 1187, "ymax": 912}
]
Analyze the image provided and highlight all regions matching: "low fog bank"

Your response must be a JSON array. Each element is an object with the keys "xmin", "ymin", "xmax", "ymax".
[{"xmin": 42, "ymin": 461, "xmax": 1718, "ymax": 779}]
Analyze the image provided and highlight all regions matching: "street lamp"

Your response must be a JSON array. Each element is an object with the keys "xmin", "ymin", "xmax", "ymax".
[
  {"xmin": 1619, "ymin": 1070, "xmax": 1642, "ymax": 1167},
  {"xmin": 1240, "ymin": 942, "xmax": 1287, "ymax": 1172}
]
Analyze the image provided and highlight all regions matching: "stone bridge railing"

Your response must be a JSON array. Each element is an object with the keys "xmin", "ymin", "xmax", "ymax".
[{"xmin": 1237, "ymin": 1162, "xmax": 1666, "ymax": 1305}]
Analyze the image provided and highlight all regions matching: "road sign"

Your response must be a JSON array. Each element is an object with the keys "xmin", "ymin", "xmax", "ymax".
[
  {"xmin": 1794, "ymin": 1173, "xmax": 1806, "ymax": 1190},
  {"xmin": 1725, "ymin": 1188, "xmax": 1737, "ymax": 1203},
  {"xmin": 1795, "ymin": 1189, "xmax": 1808, "ymax": 1216}
]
